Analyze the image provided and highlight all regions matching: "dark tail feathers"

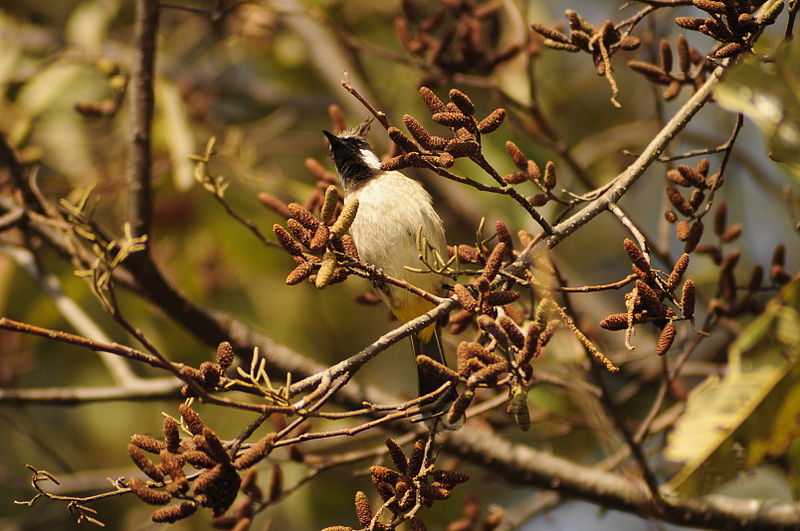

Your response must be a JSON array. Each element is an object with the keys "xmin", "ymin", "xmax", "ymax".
[{"xmin": 410, "ymin": 325, "xmax": 454, "ymax": 399}]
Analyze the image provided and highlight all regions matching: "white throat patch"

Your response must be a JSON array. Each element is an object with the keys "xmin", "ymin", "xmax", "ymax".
[{"xmin": 360, "ymin": 148, "xmax": 382, "ymax": 170}]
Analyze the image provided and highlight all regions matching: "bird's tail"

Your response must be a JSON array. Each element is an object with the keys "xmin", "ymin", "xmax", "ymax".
[{"xmin": 410, "ymin": 324, "xmax": 450, "ymax": 397}]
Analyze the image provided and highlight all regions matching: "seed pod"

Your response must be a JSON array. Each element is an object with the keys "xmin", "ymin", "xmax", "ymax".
[
  {"xmin": 676, "ymin": 34, "xmax": 691, "ymax": 72},
  {"xmin": 330, "ymin": 199, "xmax": 358, "ymax": 237},
  {"xmin": 676, "ymin": 220, "xmax": 690, "ymax": 242},
  {"xmin": 315, "ymin": 251, "xmax": 337, "ymax": 289},
  {"xmin": 381, "ymin": 154, "xmax": 409, "ymax": 171},
  {"xmin": 163, "ymin": 416, "xmax": 181, "ymax": 453},
  {"xmin": 505, "ymin": 141, "xmax": 527, "ymax": 170},
  {"xmin": 257, "ymin": 193, "xmax": 291, "ymax": 218},
  {"xmin": 286, "ymin": 218, "xmax": 312, "ymax": 247},
  {"xmin": 477, "ymin": 108, "xmax": 506, "ymax": 134},
  {"xmin": 663, "ymin": 80, "xmax": 682, "ymax": 100},
  {"xmin": 656, "ymin": 321, "xmax": 677, "ymax": 355},
  {"xmin": 665, "ymin": 210, "xmax": 678, "ymax": 223},
  {"xmin": 565, "ymin": 9, "xmax": 595, "ymax": 33},
  {"xmin": 432, "ymin": 111, "xmax": 472, "ymax": 128},
  {"xmin": 477, "ymin": 315, "xmax": 511, "ymax": 350},
  {"xmin": 445, "ymin": 139, "xmax": 480, "ymax": 157},
  {"xmin": 529, "ymin": 193, "xmax": 549, "ymax": 207},
  {"xmin": 678, "ymin": 165, "xmax": 706, "ymax": 188},
  {"xmin": 308, "ymin": 223, "xmax": 329, "ymax": 252},
  {"xmin": 215, "ymin": 341, "xmax": 234, "ymax": 369},
  {"xmin": 667, "ymin": 186, "xmax": 695, "ymax": 216},
  {"xmin": 681, "ymin": 279, "xmax": 696, "ymax": 320},
  {"xmin": 666, "ymin": 254, "xmax": 690, "ymax": 291},
  {"xmin": 498, "ymin": 315, "xmax": 525, "ymax": 348},
  {"xmin": 684, "ymin": 221, "xmax": 704, "ymax": 253},
  {"xmin": 623, "ymin": 238, "xmax": 650, "ymax": 272},
  {"xmin": 720, "ymin": 223, "xmax": 742, "ymax": 243},
  {"xmin": 129, "ymin": 445, "xmax": 164, "ymax": 481},
  {"xmin": 457, "ymin": 341, "xmax": 490, "ymax": 376},
  {"xmin": 486, "ymin": 290, "xmax": 520, "ymax": 306},
  {"xmin": 384, "ymin": 438, "xmax": 408, "ymax": 475},
  {"xmin": 448, "ymin": 390, "xmax": 474, "ymax": 425},
  {"xmin": 449, "ymin": 89, "xmax": 475, "ymax": 116},
  {"xmin": 483, "ymin": 242, "xmax": 507, "ymax": 281},
  {"xmin": 454, "ymin": 284, "xmax": 480, "ymax": 312},
  {"xmin": 715, "ymin": 42, "xmax": 744, "ymax": 58},
  {"xmin": 403, "ymin": 114, "xmax": 432, "ymax": 144},
  {"xmin": 759, "ymin": 0, "xmax": 785, "ymax": 25},
  {"xmin": 434, "ymin": 469, "xmax": 470, "ymax": 486},
  {"xmin": 131, "ymin": 433, "xmax": 166, "ymax": 454},
  {"xmin": 305, "ymin": 157, "xmax": 338, "ymax": 184},
  {"xmin": 748, "ymin": 265, "xmax": 763, "ymax": 293},
  {"xmin": 130, "ymin": 477, "xmax": 171, "ymax": 505},
  {"xmin": 273, "ymin": 225, "xmax": 304, "ymax": 256},
  {"xmin": 424, "ymin": 151, "xmax": 454, "ymax": 166},
  {"xmin": 288, "ymin": 203, "xmax": 319, "ymax": 230},
  {"xmin": 419, "ymin": 86, "xmax": 446, "ymax": 113},
  {"xmin": 530, "ymin": 22, "xmax": 570, "ymax": 43},
  {"xmin": 689, "ymin": 189, "xmax": 705, "ymax": 210},
  {"xmin": 354, "ymin": 491, "xmax": 372, "ymax": 527},
  {"xmin": 659, "ymin": 39, "xmax": 673, "ymax": 72},
  {"xmin": 720, "ymin": 250, "xmax": 741, "ymax": 273},
  {"xmin": 203, "ymin": 427, "xmax": 230, "ymax": 464},
  {"xmin": 467, "ymin": 361, "xmax": 508, "ymax": 387},
  {"xmin": 504, "ymin": 171, "xmax": 529, "ymax": 184},
  {"xmin": 340, "ymin": 234, "xmax": 359, "ymax": 260},
  {"xmin": 388, "ymin": 126, "xmax": 418, "ymax": 154},
  {"xmin": 600, "ymin": 312, "xmax": 647, "ymax": 330},
  {"xmin": 674, "ymin": 17, "xmax": 708, "ymax": 30},
  {"xmin": 234, "ymin": 433, "xmax": 276, "ymax": 470},
  {"xmin": 636, "ymin": 280, "xmax": 664, "ymax": 312},
  {"xmin": 667, "ymin": 169, "xmax": 690, "ymax": 186},
  {"xmin": 417, "ymin": 354, "xmax": 460, "ymax": 382},
  {"xmin": 628, "ymin": 60, "xmax": 669, "ymax": 80},
  {"xmin": 543, "ymin": 161, "xmax": 556, "ymax": 190},
  {"xmin": 179, "ymin": 404, "xmax": 205, "ymax": 435},
  {"xmin": 183, "ymin": 450, "xmax": 215, "ymax": 469},
  {"xmin": 286, "ymin": 261, "xmax": 314, "ymax": 285},
  {"xmin": 151, "ymin": 502, "xmax": 197, "ymax": 523},
  {"xmin": 693, "ymin": 0, "xmax": 726, "ymax": 14}
]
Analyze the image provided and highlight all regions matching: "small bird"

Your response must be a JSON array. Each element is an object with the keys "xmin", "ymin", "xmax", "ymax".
[{"xmin": 323, "ymin": 121, "xmax": 456, "ymax": 419}]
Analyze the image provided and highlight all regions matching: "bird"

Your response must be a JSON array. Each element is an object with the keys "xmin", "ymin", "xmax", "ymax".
[{"xmin": 323, "ymin": 121, "xmax": 458, "ymax": 424}]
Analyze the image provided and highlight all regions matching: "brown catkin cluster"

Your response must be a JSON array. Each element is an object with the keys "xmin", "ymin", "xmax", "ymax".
[
  {"xmin": 325, "ymin": 437, "xmax": 469, "ymax": 528},
  {"xmin": 394, "ymin": 1, "xmax": 521, "ymax": 75},
  {"xmin": 674, "ymin": 0, "xmax": 783, "ymax": 58},
  {"xmin": 662, "ymin": 158, "xmax": 718, "ymax": 253},
  {"xmin": 601, "ymin": 240, "xmax": 704, "ymax": 355},
  {"xmin": 628, "ymin": 35, "xmax": 706, "ymax": 99},
  {"xmin": 274, "ymin": 199, "xmax": 360, "ymax": 289},
  {"xmin": 127, "ymin": 404, "xmax": 278, "ymax": 523}
]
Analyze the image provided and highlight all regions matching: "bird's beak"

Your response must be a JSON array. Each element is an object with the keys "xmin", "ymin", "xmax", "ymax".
[{"xmin": 322, "ymin": 130, "xmax": 341, "ymax": 146}]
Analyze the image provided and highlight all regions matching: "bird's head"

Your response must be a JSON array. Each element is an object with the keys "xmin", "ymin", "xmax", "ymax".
[{"xmin": 323, "ymin": 119, "xmax": 380, "ymax": 190}]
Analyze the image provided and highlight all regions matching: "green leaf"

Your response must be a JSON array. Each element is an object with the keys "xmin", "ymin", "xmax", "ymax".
[
  {"xmin": 714, "ymin": 40, "xmax": 800, "ymax": 179},
  {"xmin": 664, "ymin": 279, "xmax": 800, "ymax": 496}
]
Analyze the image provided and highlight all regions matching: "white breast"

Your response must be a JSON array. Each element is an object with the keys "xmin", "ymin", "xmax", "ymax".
[{"xmin": 347, "ymin": 171, "xmax": 447, "ymax": 309}]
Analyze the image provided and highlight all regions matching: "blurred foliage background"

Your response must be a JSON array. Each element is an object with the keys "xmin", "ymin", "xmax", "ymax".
[{"xmin": 0, "ymin": 0, "xmax": 798, "ymax": 529}]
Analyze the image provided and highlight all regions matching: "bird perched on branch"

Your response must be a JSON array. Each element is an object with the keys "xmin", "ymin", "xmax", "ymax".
[{"xmin": 324, "ymin": 121, "xmax": 459, "ymax": 427}]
